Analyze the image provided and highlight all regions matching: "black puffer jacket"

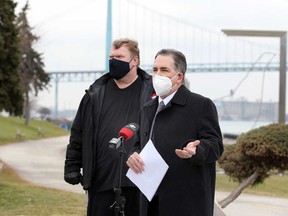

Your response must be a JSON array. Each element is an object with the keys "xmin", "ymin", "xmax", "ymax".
[{"xmin": 64, "ymin": 68, "xmax": 154, "ymax": 190}]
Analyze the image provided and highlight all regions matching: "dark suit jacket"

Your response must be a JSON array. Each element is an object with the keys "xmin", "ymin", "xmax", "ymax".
[{"xmin": 133, "ymin": 85, "xmax": 223, "ymax": 216}]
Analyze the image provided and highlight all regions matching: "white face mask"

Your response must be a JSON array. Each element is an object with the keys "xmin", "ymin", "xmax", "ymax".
[{"xmin": 152, "ymin": 73, "xmax": 178, "ymax": 97}]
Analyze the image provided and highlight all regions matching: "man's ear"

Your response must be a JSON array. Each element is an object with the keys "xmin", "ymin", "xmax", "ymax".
[
  {"xmin": 178, "ymin": 72, "xmax": 184, "ymax": 84},
  {"xmin": 133, "ymin": 56, "xmax": 140, "ymax": 66}
]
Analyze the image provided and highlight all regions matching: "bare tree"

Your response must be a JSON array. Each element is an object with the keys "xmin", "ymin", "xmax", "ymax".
[
  {"xmin": 16, "ymin": 2, "xmax": 50, "ymax": 125},
  {"xmin": 38, "ymin": 107, "xmax": 52, "ymax": 120}
]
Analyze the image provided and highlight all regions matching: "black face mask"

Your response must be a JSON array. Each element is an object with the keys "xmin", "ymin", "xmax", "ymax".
[{"xmin": 109, "ymin": 58, "xmax": 132, "ymax": 80}]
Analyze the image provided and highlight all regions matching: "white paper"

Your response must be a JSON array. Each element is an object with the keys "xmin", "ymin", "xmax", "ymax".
[{"xmin": 126, "ymin": 140, "xmax": 169, "ymax": 201}]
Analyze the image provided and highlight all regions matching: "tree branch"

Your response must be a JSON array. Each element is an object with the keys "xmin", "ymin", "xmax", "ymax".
[{"xmin": 218, "ymin": 170, "xmax": 258, "ymax": 208}]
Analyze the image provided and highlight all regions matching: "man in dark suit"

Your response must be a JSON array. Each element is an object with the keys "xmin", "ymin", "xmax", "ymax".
[{"xmin": 126, "ymin": 49, "xmax": 224, "ymax": 216}]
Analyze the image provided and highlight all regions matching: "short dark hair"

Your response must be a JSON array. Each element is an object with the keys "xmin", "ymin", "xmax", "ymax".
[{"xmin": 155, "ymin": 49, "xmax": 187, "ymax": 75}]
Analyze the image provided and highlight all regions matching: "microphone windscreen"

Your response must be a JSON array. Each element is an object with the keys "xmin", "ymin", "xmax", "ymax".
[
  {"xmin": 119, "ymin": 128, "xmax": 134, "ymax": 141},
  {"xmin": 118, "ymin": 123, "xmax": 139, "ymax": 141}
]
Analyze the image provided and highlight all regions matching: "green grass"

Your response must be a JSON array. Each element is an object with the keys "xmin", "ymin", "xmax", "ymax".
[
  {"xmin": 0, "ymin": 116, "xmax": 85, "ymax": 215},
  {"xmin": 0, "ymin": 116, "xmax": 69, "ymax": 145},
  {"xmin": 216, "ymin": 173, "xmax": 288, "ymax": 198},
  {"xmin": 0, "ymin": 166, "xmax": 287, "ymax": 216},
  {"xmin": 0, "ymin": 164, "xmax": 86, "ymax": 216}
]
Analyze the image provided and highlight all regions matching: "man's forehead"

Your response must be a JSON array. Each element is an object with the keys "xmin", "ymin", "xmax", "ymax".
[
  {"xmin": 154, "ymin": 55, "xmax": 174, "ymax": 67},
  {"xmin": 110, "ymin": 46, "xmax": 130, "ymax": 56},
  {"xmin": 111, "ymin": 45, "xmax": 129, "ymax": 52}
]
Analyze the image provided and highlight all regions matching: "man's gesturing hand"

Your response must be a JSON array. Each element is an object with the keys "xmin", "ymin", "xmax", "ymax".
[{"xmin": 175, "ymin": 140, "xmax": 200, "ymax": 159}]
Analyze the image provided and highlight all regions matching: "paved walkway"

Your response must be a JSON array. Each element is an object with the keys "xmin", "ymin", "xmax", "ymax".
[
  {"xmin": 0, "ymin": 136, "xmax": 288, "ymax": 216},
  {"xmin": 0, "ymin": 136, "xmax": 83, "ymax": 194}
]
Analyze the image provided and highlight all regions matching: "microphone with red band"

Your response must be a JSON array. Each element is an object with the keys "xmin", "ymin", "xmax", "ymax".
[
  {"xmin": 119, "ymin": 123, "xmax": 139, "ymax": 141},
  {"xmin": 109, "ymin": 123, "xmax": 139, "ymax": 149}
]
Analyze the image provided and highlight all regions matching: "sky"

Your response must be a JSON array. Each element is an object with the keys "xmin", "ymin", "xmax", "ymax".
[{"xmin": 14, "ymin": 0, "xmax": 288, "ymax": 115}]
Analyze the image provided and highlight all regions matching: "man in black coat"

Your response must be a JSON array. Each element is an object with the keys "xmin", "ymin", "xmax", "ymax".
[
  {"xmin": 127, "ymin": 49, "xmax": 224, "ymax": 216},
  {"xmin": 64, "ymin": 38, "xmax": 154, "ymax": 216}
]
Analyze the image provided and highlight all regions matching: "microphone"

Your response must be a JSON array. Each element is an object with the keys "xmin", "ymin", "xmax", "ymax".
[
  {"xmin": 109, "ymin": 123, "xmax": 139, "ymax": 149},
  {"xmin": 119, "ymin": 123, "xmax": 139, "ymax": 141}
]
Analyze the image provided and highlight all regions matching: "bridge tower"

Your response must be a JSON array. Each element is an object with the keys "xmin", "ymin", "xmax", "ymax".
[{"xmin": 105, "ymin": 0, "xmax": 112, "ymax": 72}]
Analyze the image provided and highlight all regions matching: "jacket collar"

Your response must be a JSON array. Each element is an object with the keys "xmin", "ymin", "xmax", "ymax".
[
  {"xmin": 170, "ymin": 85, "xmax": 190, "ymax": 106},
  {"xmin": 145, "ymin": 85, "xmax": 189, "ymax": 109}
]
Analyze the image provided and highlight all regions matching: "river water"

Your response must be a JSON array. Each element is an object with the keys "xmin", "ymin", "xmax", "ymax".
[{"xmin": 219, "ymin": 120, "xmax": 274, "ymax": 135}]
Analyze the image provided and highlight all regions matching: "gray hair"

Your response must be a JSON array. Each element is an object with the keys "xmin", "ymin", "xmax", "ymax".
[{"xmin": 154, "ymin": 49, "xmax": 187, "ymax": 75}]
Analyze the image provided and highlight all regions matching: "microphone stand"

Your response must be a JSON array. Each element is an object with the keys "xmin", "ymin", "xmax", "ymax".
[{"xmin": 110, "ymin": 137, "xmax": 126, "ymax": 216}]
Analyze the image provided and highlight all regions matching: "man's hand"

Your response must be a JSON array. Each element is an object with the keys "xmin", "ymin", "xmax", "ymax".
[
  {"xmin": 64, "ymin": 172, "xmax": 83, "ymax": 185},
  {"xmin": 175, "ymin": 140, "xmax": 200, "ymax": 159},
  {"xmin": 126, "ymin": 152, "xmax": 145, "ymax": 174}
]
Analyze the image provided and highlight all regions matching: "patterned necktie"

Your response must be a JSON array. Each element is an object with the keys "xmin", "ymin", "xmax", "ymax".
[{"xmin": 149, "ymin": 101, "xmax": 165, "ymax": 141}]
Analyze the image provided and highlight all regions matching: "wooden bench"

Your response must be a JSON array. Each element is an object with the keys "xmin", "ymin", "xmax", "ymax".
[
  {"xmin": 37, "ymin": 127, "xmax": 45, "ymax": 137},
  {"xmin": 16, "ymin": 129, "xmax": 25, "ymax": 140}
]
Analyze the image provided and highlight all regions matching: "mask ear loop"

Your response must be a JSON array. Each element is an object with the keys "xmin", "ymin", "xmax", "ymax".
[
  {"xmin": 128, "ymin": 57, "xmax": 135, "ymax": 71},
  {"xmin": 171, "ymin": 72, "xmax": 179, "ymax": 80},
  {"xmin": 170, "ymin": 72, "xmax": 180, "ymax": 89}
]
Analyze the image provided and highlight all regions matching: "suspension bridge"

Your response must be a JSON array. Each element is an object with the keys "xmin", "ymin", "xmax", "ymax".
[{"xmin": 47, "ymin": 0, "xmax": 287, "ymax": 123}]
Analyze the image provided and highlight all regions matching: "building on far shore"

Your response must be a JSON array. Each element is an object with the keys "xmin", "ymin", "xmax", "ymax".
[{"xmin": 214, "ymin": 100, "xmax": 278, "ymax": 122}]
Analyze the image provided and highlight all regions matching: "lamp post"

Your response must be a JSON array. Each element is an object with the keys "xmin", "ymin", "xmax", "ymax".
[{"xmin": 221, "ymin": 29, "xmax": 287, "ymax": 123}]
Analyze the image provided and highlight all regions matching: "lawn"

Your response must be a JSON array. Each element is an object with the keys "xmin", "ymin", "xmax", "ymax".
[
  {"xmin": 216, "ymin": 172, "xmax": 288, "ymax": 198},
  {"xmin": 0, "ymin": 164, "xmax": 86, "ymax": 216},
  {"xmin": 0, "ymin": 116, "xmax": 69, "ymax": 145}
]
